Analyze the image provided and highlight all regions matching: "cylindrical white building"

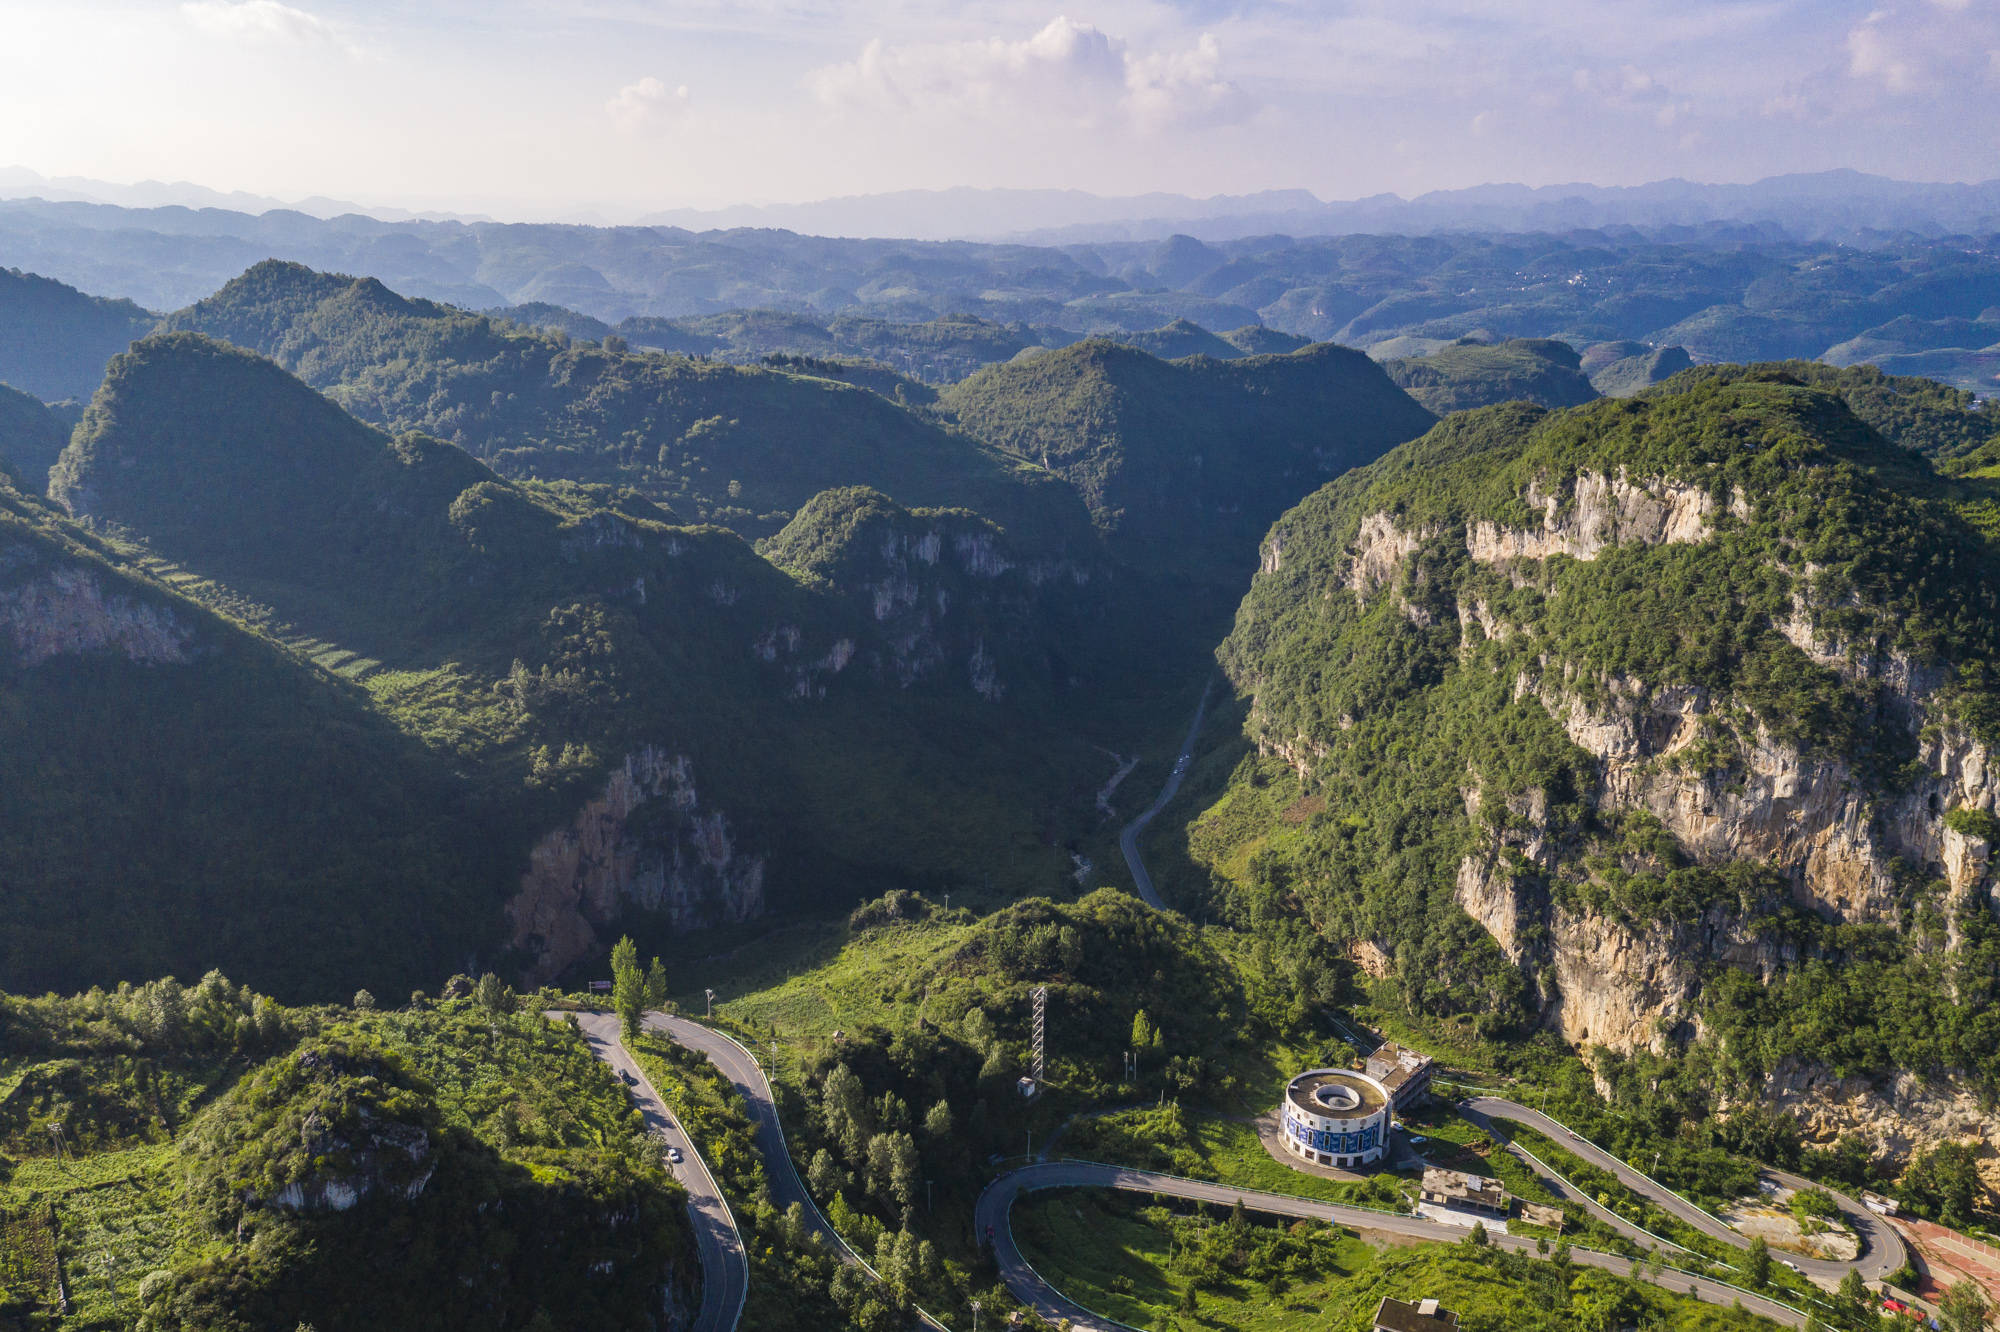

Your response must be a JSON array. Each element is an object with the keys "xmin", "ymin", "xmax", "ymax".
[{"xmin": 1280, "ymin": 1068, "xmax": 1392, "ymax": 1169}]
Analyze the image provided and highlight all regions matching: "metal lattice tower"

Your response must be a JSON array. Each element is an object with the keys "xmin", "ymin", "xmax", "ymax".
[{"xmin": 1031, "ymin": 986, "xmax": 1047, "ymax": 1086}]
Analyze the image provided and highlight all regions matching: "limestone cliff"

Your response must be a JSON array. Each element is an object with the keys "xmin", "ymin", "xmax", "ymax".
[
  {"xmin": 505, "ymin": 746, "xmax": 766, "ymax": 984},
  {"xmin": 0, "ymin": 548, "xmax": 196, "ymax": 667},
  {"xmin": 1220, "ymin": 383, "xmax": 2000, "ymax": 1167},
  {"xmin": 761, "ymin": 486, "xmax": 1095, "ymax": 703}
]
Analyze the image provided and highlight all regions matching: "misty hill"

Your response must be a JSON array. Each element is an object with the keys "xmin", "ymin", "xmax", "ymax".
[
  {"xmin": 4, "ymin": 195, "xmax": 1999, "ymax": 397},
  {"xmin": 1380, "ymin": 337, "xmax": 1600, "ymax": 415},
  {"xmin": 0, "ymin": 265, "xmax": 155, "ymax": 400},
  {"xmin": 163, "ymin": 261, "xmax": 1084, "ymax": 544},
  {"xmin": 942, "ymin": 339, "xmax": 1435, "ymax": 578},
  {"xmin": 1580, "ymin": 340, "xmax": 1694, "ymax": 397},
  {"xmin": 642, "ymin": 171, "xmax": 2000, "ymax": 244}
]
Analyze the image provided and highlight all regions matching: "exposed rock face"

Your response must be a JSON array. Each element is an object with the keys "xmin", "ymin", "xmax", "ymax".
[
  {"xmin": 1458, "ymin": 852, "xmax": 1797, "ymax": 1051},
  {"xmin": 1343, "ymin": 470, "xmax": 1998, "ymax": 1058},
  {"xmin": 1348, "ymin": 513, "xmax": 1432, "ymax": 597},
  {"xmin": 505, "ymin": 746, "xmax": 765, "ymax": 984},
  {"xmin": 1454, "ymin": 655, "xmax": 1999, "ymax": 1051},
  {"xmin": 259, "ymin": 1046, "xmax": 437, "ymax": 1214},
  {"xmin": 1464, "ymin": 471, "xmax": 1734, "ymax": 564},
  {"xmin": 0, "ymin": 558, "xmax": 195, "ymax": 666},
  {"xmin": 1754, "ymin": 1060, "xmax": 2000, "ymax": 1173}
]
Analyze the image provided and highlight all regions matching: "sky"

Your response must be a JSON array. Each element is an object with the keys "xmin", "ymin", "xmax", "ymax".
[{"xmin": 0, "ymin": 0, "xmax": 1995, "ymax": 220}]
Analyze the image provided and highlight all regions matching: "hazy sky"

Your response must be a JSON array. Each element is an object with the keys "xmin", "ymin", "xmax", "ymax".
[{"xmin": 0, "ymin": 0, "xmax": 1995, "ymax": 219}]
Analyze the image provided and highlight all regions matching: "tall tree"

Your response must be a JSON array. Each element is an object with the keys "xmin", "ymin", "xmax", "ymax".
[
  {"xmin": 643, "ymin": 957, "xmax": 668, "ymax": 1013},
  {"xmin": 1742, "ymin": 1236, "xmax": 1772, "ymax": 1288},
  {"xmin": 611, "ymin": 935, "xmax": 643, "ymax": 1039},
  {"xmin": 1941, "ymin": 1279, "xmax": 1993, "ymax": 1332}
]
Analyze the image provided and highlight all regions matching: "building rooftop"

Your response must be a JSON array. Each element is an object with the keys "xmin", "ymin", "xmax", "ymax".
[
  {"xmin": 1372, "ymin": 1297, "xmax": 1459, "ymax": 1332},
  {"xmin": 1365, "ymin": 1041, "xmax": 1434, "ymax": 1093},
  {"xmin": 1285, "ymin": 1068, "xmax": 1388, "ymax": 1119},
  {"xmin": 1421, "ymin": 1168, "xmax": 1508, "ymax": 1210}
]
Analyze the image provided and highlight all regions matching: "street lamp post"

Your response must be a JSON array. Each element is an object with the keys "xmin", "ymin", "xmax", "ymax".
[
  {"xmin": 705, "ymin": 988, "xmax": 716, "ymax": 1018},
  {"xmin": 971, "ymin": 1300, "xmax": 981, "ymax": 1332}
]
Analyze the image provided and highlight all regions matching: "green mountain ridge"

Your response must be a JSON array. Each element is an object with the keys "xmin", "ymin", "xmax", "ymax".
[
  {"xmin": 0, "ymin": 382, "xmax": 66, "ymax": 489},
  {"xmin": 1381, "ymin": 337, "xmax": 1601, "ymax": 415},
  {"xmin": 1189, "ymin": 372, "xmax": 2000, "ymax": 1101},
  {"xmin": 0, "ymin": 265, "xmax": 156, "ymax": 401},
  {"xmin": 942, "ymin": 337, "xmax": 1437, "ymax": 580},
  {"xmin": 28, "ymin": 332, "xmax": 1182, "ymax": 996},
  {"xmin": 160, "ymin": 261, "xmax": 1083, "ymax": 547}
]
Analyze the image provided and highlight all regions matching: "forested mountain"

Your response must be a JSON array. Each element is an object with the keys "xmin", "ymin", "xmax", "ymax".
[
  {"xmin": 0, "ymin": 380, "xmax": 65, "ymax": 485},
  {"xmin": 162, "ymin": 261, "xmax": 1082, "ymax": 543},
  {"xmin": 1381, "ymin": 337, "xmax": 1601, "ymax": 415},
  {"xmin": 24, "ymin": 331, "xmax": 1239, "ymax": 998},
  {"xmin": 1188, "ymin": 369, "xmax": 2000, "ymax": 1131},
  {"xmin": 942, "ymin": 338, "xmax": 1436, "ymax": 579},
  {"xmin": 0, "ymin": 459, "xmax": 507, "ymax": 999},
  {"xmin": 0, "ymin": 265, "xmax": 155, "ymax": 400}
]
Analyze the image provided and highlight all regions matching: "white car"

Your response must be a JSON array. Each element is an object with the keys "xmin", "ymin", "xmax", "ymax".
[{"xmin": 667, "ymin": 1146, "xmax": 684, "ymax": 1164}]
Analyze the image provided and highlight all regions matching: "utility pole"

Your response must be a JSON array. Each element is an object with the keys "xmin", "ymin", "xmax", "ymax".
[
  {"xmin": 705, "ymin": 988, "xmax": 716, "ymax": 1018},
  {"xmin": 971, "ymin": 1300, "xmax": 981, "ymax": 1332},
  {"xmin": 926, "ymin": 1179, "xmax": 933, "ymax": 1213},
  {"xmin": 1031, "ymin": 985, "xmax": 1047, "ymax": 1089}
]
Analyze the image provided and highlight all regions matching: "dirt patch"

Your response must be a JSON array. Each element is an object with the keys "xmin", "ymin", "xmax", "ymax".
[
  {"xmin": 1282, "ymin": 795, "xmax": 1326, "ymax": 824},
  {"xmin": 1718, "ymin": 1180, "xmax": 1858, "ymax": 1261},
  {"xmin": 1353, "ymin": 1226, "xmax": 1430, "ymax": 1249}
]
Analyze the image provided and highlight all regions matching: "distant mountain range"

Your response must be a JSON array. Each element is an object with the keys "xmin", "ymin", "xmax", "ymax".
[
  {"xmin": 644, "ymin": 171, "xmax": 2000, "ymax": 243},
  {"xmin": 0, "ymin": 166, "xmax": 486, "ymax": 224},
  {"xmin": 8, "ymin": 166, "xmax": 2000, "ymax": 243}
]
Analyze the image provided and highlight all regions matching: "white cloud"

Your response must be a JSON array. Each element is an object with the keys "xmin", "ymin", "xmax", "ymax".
[
  {"xmin": 1848, "ymin": 16, "xmax": 1919, "ymax": 91},
  {"xmin": 1844, "ymin": 4, "xmax": 2000, "ymax": 94},
  {"xmin": 808, "ymin": 17, "xmax": 1252, "ymax": 133},
  {"xmin": 181, "ymin": 0, "xmax": 340, "ymax": 46},
  {"xmin": 607, "ymin": 76, "xmax": 690, "ymax": 134},
  {"xmin": 1125, "ymin": 34, "xmax": 1250, "ymax": 132}
]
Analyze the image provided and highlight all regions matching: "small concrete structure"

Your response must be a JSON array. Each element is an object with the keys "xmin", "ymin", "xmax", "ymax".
[
  {"xmin": 1280, "ymin": 1067, "xmax": 1393, "ymax": 1168},
  {"xmin": 1364, "ymin": 1042, "xmax": 1435, "ymax": 1110},
  {"xmin": 1419, "ymin": 1167, "xmax": 1510, "ymax": 1218},
  {"xmin": 1519, "ymin": 1201, "xmax": 1567, "ymax": 1231},
  {"xmin": 1373, "ymin": 1296, "xmax": 1459, "ymax": 1332}
]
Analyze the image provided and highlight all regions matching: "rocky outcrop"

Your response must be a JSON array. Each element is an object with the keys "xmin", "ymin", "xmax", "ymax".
[
  {"xmin": 1465, "ymin": 471, "xmax": 1737, "ymax": 564},
  {"xmin": 1531, "ymin": 667, "xmax": 2000, "ymax": 930},
  {"xmin": 257, "ymin": 1045, "xmax": 437, "ymax": 1214},
  {"xmin": 1347, "ymin": 513, "xmax": 1431, "ymax": 597},
  {"xmin": 0, "ymin": 559, "xmax": 196, "ymax": 666},
  {"xmin": 1755, "ymin": 1060, "xmax": 2000, "ymax": 1175},
  {"xmin": 505, "ymin": 746, "xmax": 765, "ymax": 984},
  {"xmin": 1456, "ymin": 849, "xmax": 1798, "ymax": 1051}
]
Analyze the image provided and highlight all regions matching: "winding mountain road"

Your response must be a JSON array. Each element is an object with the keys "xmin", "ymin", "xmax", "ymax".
[
  {"xmin": 976, "ymin": 1161, "xmax": 1816, "ymax": 1330},
  {"xmin": 637, "ymin": 1011, "xmax": 952, "ymax": 1332},
  {"xmin": 562, "ymin": 1012, "xmax": 749, "ymax": 1332},
  {"xmin": 559, "ymin": 690, "xmax": 1901, "ymax": 1332},
  {"xmin": 1461, "ymin": 1096, "xmax": 1905, "ymax": 1284},
  {"xmin": 1118, "ymin": 679, "xmax": 1213, "ymax": 910}
]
